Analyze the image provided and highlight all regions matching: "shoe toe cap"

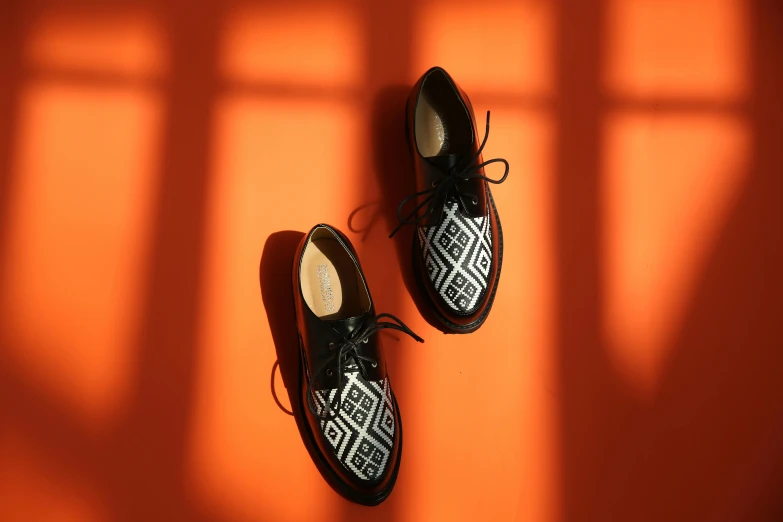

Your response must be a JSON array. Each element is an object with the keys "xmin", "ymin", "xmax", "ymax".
[
  {"xmin": 314, "ymin": 375, "xmax": 398, "ymax": 484},
  {"xmin": 417, "ymin": 212, "xmax": 494, "ymax": 316}
]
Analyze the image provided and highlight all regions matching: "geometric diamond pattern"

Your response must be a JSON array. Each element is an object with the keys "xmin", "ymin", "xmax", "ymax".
[
  {"xmin": 313, "ymin": 372, "xmax": 395, "ymax": 482},
  {"xmin": 417, "ymin": 196, "xmax": 493, "ymax": 313}
]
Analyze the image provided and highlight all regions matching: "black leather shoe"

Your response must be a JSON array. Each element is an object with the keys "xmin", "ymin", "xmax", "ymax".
[
  {"xmin": 291, "ymin": 224, "xmax": 423, "ymax": 505},
  {"xmin": 390, "ymin": 66, "xmax": 510, "ymax": 334}
]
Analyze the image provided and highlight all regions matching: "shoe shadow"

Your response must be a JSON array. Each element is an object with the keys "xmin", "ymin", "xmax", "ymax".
[
  {"xmin": 259, "ymin": 230, "xmax": 305, "ymax": 413},
  {"xmin": 370, "ymin": 85, "xmax": 449, "ymax": 334}
]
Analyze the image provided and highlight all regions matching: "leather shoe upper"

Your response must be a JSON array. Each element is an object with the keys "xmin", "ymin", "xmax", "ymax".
[
  {"xmin": 400, "ymin": 67, "xmax": 508, "ymax": 329},
  {"xmin": 292, "ymin": 224, "xmax": 421, "ymax": 499}
]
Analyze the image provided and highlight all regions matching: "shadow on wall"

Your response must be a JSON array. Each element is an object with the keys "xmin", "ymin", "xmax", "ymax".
[
  {"xmin": 260, "ymin": 231, "xmax": 305, "ymax": 414},
  {"xmin": 552, "ymin": 1, "xmax": 783, "ymax": 521},
  {"xmin": 0, "ymin": 0, "xmax": 417, "ymax": 520},
  {"xmin": 0, "ymin": 0, "xmax": 226, "ymax": 521},
  {"xmin": 0, "ymin": 0, "xmax": 781, "ymax": 521}
]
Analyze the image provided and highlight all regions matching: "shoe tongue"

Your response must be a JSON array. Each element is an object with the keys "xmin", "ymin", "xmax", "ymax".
[
  {"xmin": 324, "ymin": 313, "xmax": 368, "ymax": 339},
  {"xmin": 426, "ymin": 154, "xmax": 462, "ymax": 172}
]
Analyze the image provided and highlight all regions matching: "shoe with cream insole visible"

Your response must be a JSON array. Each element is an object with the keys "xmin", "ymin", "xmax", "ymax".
[
  {"xmin": 390, "ymin": 66, "xmax": 510, "ymax": 333},
  {"xmin": 291, "ymin": 223, "xmax": 423, "ymax": 506}
]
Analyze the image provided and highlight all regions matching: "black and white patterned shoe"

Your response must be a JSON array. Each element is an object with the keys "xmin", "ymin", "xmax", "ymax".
[
  {"xmin": 292, "ymin": 224, "xmax": 423, "ymax": 505},
  {"xmin": 391, "ymin": 66, "xmax": 509, "ymax": 333}
]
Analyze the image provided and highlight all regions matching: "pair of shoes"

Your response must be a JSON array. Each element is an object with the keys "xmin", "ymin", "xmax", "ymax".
[{"xmin": 289, "ymin": 67, "xmax": 509, "ymax": 505}]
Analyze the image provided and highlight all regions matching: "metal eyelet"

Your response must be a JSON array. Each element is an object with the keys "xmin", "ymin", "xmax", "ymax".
[
  {"xmin": 471, "ymin": 197, "xmax": 479, "ymax": 205},
  {"xmin": 371, "ymin": 362, "xmax": 378, "ymax": 368},
  {"xmin": 326, "ymin": 368, "xmax": 333, "ymax": 376},
  {"xmin": 431, "ymin": 180, "xmax": 437, "ymax": 187},
  {"xmin": 328, "ymin": 342, "xmax": 336, "ymax": 350},
  {"xmin": 362, "ymin": 338, "xmax": 369, "ymax": 344}
]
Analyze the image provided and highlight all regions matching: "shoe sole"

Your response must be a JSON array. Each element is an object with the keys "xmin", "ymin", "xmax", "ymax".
[
  {"xmin": 403, "ymin": 100, "xmax": 504, "ymax": 334},
  {"xmin": 289, "ymin": 332, "xmax": 403, "ymax": 506}
]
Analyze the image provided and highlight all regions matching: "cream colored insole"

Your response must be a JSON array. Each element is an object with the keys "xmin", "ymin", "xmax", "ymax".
[
  {"xmin": 300, "ymin": 238, "xmax": 362, "ymax": 319},
  {"xmin": 415, "ymin": 95, "xmax": 449, "ymax": 156}
]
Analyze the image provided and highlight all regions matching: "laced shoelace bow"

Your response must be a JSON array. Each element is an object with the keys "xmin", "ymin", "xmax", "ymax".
[
  {"xmin": 389, "ymin": 111, "xmax": 510, "ymax": 238},
  {"xmin": 307, "ymin": 313, "xmax": 423, "ymax": 420}
]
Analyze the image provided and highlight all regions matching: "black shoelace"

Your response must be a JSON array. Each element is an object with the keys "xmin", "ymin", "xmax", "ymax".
[
  {"xmin": 389, "ymin": 111, "xmax": 510, "ymax": 238},
  {"xmin": 306, "ymin": 313, "xmax": 424, "ymax": 420}
]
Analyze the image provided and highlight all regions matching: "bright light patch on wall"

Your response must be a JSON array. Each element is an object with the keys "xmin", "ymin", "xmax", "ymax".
[
  {"xmin": 602, "ymin": 113, "xmax": 749, "ymax": 395},
  {"xmin": 413, "ymin": 0, "xmax": 553, "ymax": 96},
  {"xmin": 187, "ymin": 96, "xmax": 361, "ymax": 522},
  {"xmin": 604, "ymin": 0, "xmax": 748, "ymax": 100},
  {"xmin": 220, "ymin": 5, "xmax": 362, "ymax": 89},
  {"xmin": 1, "ymin": 83, "xmax": 162, "ymax": 427}
]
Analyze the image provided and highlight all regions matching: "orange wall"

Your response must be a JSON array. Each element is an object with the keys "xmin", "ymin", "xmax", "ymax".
[{"xmin": 1, "ymin": 0, "xmax": 781, "ymax": 521}]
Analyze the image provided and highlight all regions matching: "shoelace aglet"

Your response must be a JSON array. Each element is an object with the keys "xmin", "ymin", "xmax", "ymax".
[{"xmin": 388, "ymin": 223, "xmax": 403, "ymax": 239}]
